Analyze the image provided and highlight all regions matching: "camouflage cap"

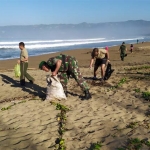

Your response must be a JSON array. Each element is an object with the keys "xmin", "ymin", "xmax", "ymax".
[{"xmin": 39, "ymin": 61, "xmax": 46, "ymax": 69}]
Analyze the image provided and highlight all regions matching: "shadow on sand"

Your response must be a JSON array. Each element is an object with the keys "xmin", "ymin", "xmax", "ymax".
[{"xmin": 0, "ymin": 74, "xmax": 46, "ymax": 99}]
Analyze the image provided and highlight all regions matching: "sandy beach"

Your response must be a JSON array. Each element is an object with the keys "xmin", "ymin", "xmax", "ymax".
[{"xmin": 0, "ymin": 42, "xmax": 150, "ymax": 150}]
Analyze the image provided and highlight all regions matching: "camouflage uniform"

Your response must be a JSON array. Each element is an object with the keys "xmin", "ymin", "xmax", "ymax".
[
  {"xmin": 47, "ymin": 54, "xmax": 89, "ymax": 91},
  {"xmin": 120, "ymin": 44, "xmax": 126, "ymax": 61}
]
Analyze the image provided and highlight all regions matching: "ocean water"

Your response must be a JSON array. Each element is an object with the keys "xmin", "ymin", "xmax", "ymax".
[{"xmin": 0, "ymin": 36, "xmax": 149, "ymax": 60}]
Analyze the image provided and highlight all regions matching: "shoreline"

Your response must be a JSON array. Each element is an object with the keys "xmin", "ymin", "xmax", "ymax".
[{"xmin": 0, "ymin": 42, "xmax": 150, "ymax": 70}]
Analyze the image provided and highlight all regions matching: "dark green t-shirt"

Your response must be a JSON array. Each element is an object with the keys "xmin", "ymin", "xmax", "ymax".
[{"xmin": 120, "ymin": 44, "xmax": 126, "ymax": 53}]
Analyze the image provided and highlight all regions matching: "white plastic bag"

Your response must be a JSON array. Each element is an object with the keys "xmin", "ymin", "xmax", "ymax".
[{"xmin": 46, "ymin": 75, "xmax": 67, "ymax": 101}]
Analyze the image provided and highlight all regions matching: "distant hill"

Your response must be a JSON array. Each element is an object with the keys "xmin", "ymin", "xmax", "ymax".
[{"xmin": 0, "ymin": 20, "xmax": 150, "ymax": 40}]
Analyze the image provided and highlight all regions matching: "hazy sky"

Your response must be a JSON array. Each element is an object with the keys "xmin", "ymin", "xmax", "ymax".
[{"xmin": 0, "ymin": 0, "xmax": 150, "ymax": 26}]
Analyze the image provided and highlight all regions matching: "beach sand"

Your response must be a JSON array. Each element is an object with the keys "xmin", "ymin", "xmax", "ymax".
[{"xmin": 0, "ymin": 42, "xmax": 150, "ymax": 150}]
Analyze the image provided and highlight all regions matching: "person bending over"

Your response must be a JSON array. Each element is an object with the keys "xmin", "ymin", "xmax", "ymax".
[
  {"xmin": 89, "ymin": 48, "xmax": 109, "ymax": 81},
  {"xmin": 39, "ymin": 54, "xmax": 92, "ymax": 100}
]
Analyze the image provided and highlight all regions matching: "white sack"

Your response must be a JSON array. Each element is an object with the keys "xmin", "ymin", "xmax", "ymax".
[{"xmin": 46, "ymin": 75, "xmax": 67, "ymax": 101}]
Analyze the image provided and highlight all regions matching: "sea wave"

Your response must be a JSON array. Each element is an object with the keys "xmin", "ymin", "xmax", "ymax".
[
  {"xmin": 0, "ymin": 38, "xmax": 106, "ymax": 45},
  {"xmin": 0, "ymin": 37, "xmax": 144, "ymax": 49}
]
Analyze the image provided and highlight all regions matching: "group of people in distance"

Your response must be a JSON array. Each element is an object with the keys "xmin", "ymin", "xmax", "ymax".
[{"xmin": 18, "ymin": 41, "xmax": 132, "ymax": 100}]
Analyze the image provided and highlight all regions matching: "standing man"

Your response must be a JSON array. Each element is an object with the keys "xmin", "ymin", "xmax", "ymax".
[
  {"xmin": 119, "ymin": 42, "xmax": 127, "ymax": 61},
  {"xmin": 39, "ymin": 54, "xmax": 91, "ymax": 100},
  {"xmin": 19, "ymin": 42, "xmax": 35, "ymax": 86},
  {"xmin": 89, "ymin": 48, "xmax": 109, "ymax": 81}
]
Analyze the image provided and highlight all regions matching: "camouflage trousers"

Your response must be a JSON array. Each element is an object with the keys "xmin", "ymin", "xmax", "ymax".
[
  {"xmin": 58, "ymin": 58, "xmax": 89, "ymax": 91},
  {"xmin": 120, "ymin": 52, "xmax": 126, "ymax": 61}
]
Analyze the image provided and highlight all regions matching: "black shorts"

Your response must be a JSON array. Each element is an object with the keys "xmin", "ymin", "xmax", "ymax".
[{"xmin": 95, "ymin": 58, "xmax": 107, "ymax": 67}]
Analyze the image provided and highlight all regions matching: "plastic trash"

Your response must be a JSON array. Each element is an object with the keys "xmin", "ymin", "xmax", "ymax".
[
  {"xmin": 46, "ymin": 75, "xmax": 67, "ymax": 101},
  {"xmin": 14, "ymin": 64, "xmax": 21, "ymax": 77}
]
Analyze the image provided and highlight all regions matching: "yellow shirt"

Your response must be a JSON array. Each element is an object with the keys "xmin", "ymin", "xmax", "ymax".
[
  {"xmin": 92, "ymin": 48, "xmax": 107, "ymax": 59},
  {"xmin": 20, "ymin": 48, "xmax": 28, "ymax": 62}
]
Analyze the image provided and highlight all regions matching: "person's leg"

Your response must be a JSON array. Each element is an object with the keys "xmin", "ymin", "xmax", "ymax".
[
  {"xmin": 120, "ymin": 53, "xmax": 124, "ymax": 61},
  {"xmin": 20, "ymin": 62, "xmax": 25, "ymax": 85},
  {"xmin": 59, "ymin": 72, "xmax": 69, "ymax": 96},
  {"xmin": 69, "ymin": 58, "xmax": 91, "ymax": 100},
  {"xmin": 100, "ymin": 58, "xmax": 107, "ymax": 81},
  {"xmin": 101, "ymin": 64, "xmax": 106, "ymax": 79},
  {"xmin": 24, "ymin": 63, "xmax": 35, "ymax": 82},
  {"xmin": 71, "ymin": 67, "xmax": 91, "ymax": 100},
  {"xmin": 71, "ymin": 67, "xmax": 89, "ymax": 91},
  {"xmin": 93, "ymin": 59, "xmax": 100, "ymax": 78},
  {"xmin": 94, "ymin": 65, "xmax": 99, "ymax": 79}
]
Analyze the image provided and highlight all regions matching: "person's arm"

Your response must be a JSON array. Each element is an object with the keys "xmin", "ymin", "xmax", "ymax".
[
  {"xmin": 106, "ymin": 51, "xmax": 109, "ymax": 60},
  {"xmin": 90, "ymin": 58, "xmax": 94, "ymax": 68},
  {"xmin": 52, "ymin": 60, "xmax": 62, "ymax": 76},
  {"xmin": 22, "ymin": 57, "xmax": 28, "ymax": 61}
]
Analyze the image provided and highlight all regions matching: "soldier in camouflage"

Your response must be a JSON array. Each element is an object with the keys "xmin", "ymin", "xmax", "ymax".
[
  {"xmin": 119, "ymin": 42, "xmax": 127, "ymax": 61},
  {"xmin": 39, "ymin": 54, "xmax": 92, "ymax": 100}
]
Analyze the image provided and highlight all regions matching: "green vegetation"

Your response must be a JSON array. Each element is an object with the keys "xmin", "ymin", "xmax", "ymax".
[
  {"xmin": 125, "ymin": 66, "xmax": 150, "ymax": 71},
  {"xmin": 17, "ymin": 100, "xmax": 26, "ymax": 104},
  {"xmin": 90, "ymin": 142, "xmax": 103, "ymax": 150},
  {"xmin": 134, "ymin": 88, "xmax": 140, "ymax": 93},
  {"xmin": 117, "ymin": 138, "xmax": 150, "ymax": 150},
  {"xmin": 110, "ymin": 78, "xmax": 126, "ymax": 90},
  {"xmin": 142, "ymin": 91, "xmax": 150, "ymax": 101},
  {"xmin": 1, "ymin": 100, "xmax": 27, "ymax": 111},
  {"xmin": 1, "ymin": 105, "xmax": 12, "ymax": 111},
  {"xmin": 126, "ymin": 122, "xmax": 139, "ymax": 129},
  {"xmin": 51, "ymin": 102, "xmax": 70, "ymax": 150},
  {"xmin": 133, "ymin": 89, "xmax": 150, "ymax": 101}
]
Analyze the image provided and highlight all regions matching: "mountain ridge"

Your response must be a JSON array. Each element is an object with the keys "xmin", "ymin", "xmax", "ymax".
[{"xmin": 0, "ymin": 20, "xmax": 150, "ymax": 40}]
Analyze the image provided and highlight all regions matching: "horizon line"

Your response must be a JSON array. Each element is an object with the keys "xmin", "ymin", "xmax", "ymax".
[{"xmin": 0, "ymin": 19, "xmax": 150, "ymax": 27}]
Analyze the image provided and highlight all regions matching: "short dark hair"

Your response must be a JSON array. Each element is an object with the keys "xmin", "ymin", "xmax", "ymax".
[{"xmin": 19, "ymin": 42, "xmax": 25, "ymax": 47}]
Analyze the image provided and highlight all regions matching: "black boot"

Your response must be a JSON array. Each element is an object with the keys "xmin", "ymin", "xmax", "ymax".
[
  {"xmin": 20, "ymin": 79, "xmax": 25, "ymax": 86},
  {"xmin": 82, "ymin": 90, "xmax": 92, "ymax": 100},
  {"xmin": 29, "ymin": 80, "xmax": 35, "ymax": 84}
]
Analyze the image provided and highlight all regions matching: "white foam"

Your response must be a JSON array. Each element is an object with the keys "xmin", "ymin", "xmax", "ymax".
[
  {"xmin": 0, "ymin": 37, "xmax": 144, "ymax": 49},
  {"xmin": 0, "ymin": 38, "xmax": 106, "ymax": 45}
]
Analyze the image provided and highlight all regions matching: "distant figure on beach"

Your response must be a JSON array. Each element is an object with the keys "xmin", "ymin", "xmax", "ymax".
[
  {"xmin": 39, "ymin": 54, "xmax": 92, "ymax": 100},
  {"xmin": 89, "ymin": 47, "xmax": 109, "ymax": 81},
  {"xmin": 137, "ymin": 39, "xmax": 139, "ymax": 44},
  {"xmin": 105, "ymin": 46, "xmax": 108, "ymax": 51},
  {"xmin": 119, "ymin": 42, "xmax": 127, "ymax": 61},
  {"xmin": 130, "ymin": 44, "xmax": 133, "ymax": 53},
  {"xmin": 19, "ymin": 42, "xmax": 35, "ymax": 86}
]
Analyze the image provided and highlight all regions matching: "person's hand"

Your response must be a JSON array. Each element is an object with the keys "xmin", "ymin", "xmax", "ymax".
[
  {"xmin": 52, "ymin": 71, "xmax": 57, "ymax": 76},
  {"xmin": 108, "ymin": 59, "xmax": 110, "ymax": 63},
  {"xmin": 89, "ymin": 65, "xmax": 92, "ymax": 69}
]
